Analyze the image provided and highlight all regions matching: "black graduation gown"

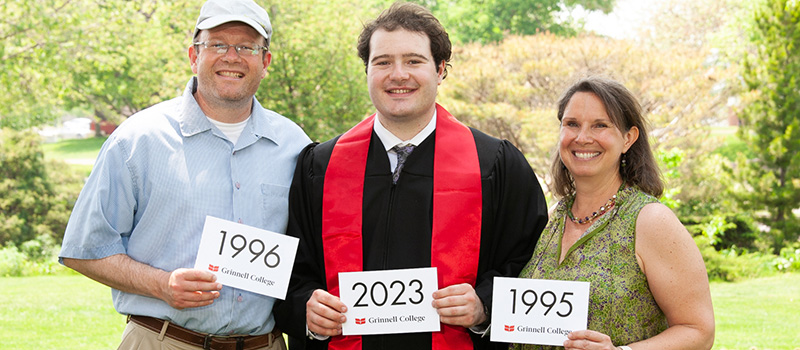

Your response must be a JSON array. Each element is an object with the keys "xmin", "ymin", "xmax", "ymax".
[{"xmin": 274, "ymin": 128, "xmax": 548, "ymax": 350}]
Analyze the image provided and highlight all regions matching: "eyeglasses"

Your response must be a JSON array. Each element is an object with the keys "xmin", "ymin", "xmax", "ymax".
[{"xmin": 193, "ymin": 41, "xmax": 268, "ymax": 57}]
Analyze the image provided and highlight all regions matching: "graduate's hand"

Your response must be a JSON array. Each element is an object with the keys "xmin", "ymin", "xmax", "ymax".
[
  {"xmin": 431, "ymin": 283, "xmax": 487, "ymax": 328},
  {"xmin": 162, "ymin": 268, "xmax": 222, "ymax": 310},
  {"xmin": 306, "ymin": 289, "xmax": 347, "ymax": 336},
  {"xmin": 563, "ymin": 330, "xmax": 617, "ymax": 350}
]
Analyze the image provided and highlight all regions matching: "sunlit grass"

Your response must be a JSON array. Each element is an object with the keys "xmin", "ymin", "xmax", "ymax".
[
  {"xmin": 41, "ymin": 137, "xmax": 107, "ymax": 161},
  {"xmin": 0, "ymin": 275, "xmax": 124, "ymax": 350},
  {"xmin": 41, "ymin": 137, "xmax": 106, "ymax": 177},
  {"xmin": 711, "ymin": 273, "xmax": 800, "ymax": 349},
  {"xmin": 1, "ymin": 274, "xmax": 798, "ymax": 349}
]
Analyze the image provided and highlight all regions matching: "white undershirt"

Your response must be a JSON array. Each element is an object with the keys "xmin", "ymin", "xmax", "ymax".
[
  {"xmin": 373, "ymin": 111, "xmax": 437, "ymax": 172},
  {"xmin": 207, "ymin": 116, "xmax": 250, "ymax": 145}
]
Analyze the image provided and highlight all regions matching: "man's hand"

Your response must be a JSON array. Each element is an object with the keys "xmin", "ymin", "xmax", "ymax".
[
  {"xmin": 431, "ymin": 283, "xmax": 487, "ymax": 328},
  {"xmin": 306, "ymin": 289, "xmax": 347, "ymax": 336},
  {"xmin": 160, "ymin": 268, "xmax": 222, "ymax": 309},
  {"xmin": 63, "ymin": 255, "xmax": 222, "ymax": 310}
]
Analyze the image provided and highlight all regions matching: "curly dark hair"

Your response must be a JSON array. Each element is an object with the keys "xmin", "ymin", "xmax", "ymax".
[
  {"xmin": 356, "ymin": 2, "xmax": 451, "ymax": 78},
  {"xmin": 550, "ymin": 76, "xmax": 664, "ymax": 198}
]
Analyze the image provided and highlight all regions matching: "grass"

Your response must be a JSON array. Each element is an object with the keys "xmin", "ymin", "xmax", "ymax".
[
  {"xmin": 711, "ymin": 273, "xmax": 800, "ymax": 350},
  {"xmin": 0, "ymin": 274, "xmax": 124, "ymax": 350},
  {"xmin": 1, "ymin": 274, "xmax": 799, "ymax": 350},
  {"xmin": 26, "ymin": 129, "xmax": 799, "ymax": 349},
  {"xmin": 41, "ymin": 136, "xmax": 107, "ymax": 176},
  {"xmin": 41, "ymin": 136, "xmax": 107, "ymax": 161}
]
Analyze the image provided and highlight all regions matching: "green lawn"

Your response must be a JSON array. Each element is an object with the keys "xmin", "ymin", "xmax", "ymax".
[
  {"xmin": 42, "ymin": 137, "xmax": 107, "ymax": 162},
  {"xmin": 41, "ymin": 137, "xmax": 107, "ymax": 176},
  {"xmin": 0, "ymin": 275, "xmax": 124, "ymax": 350},
  {"xmin": 711, "ymin": 273, "xmax": 800, "ymax": 350},
  {"xmin": 1, "ymin": 274, "xmax": 799, "ymax": 349}
]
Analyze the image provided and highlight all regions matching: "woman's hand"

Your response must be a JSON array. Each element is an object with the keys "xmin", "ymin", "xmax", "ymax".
[{"xmin": 563, "ymin": 330, "xmax": 619, "ymax": 350}]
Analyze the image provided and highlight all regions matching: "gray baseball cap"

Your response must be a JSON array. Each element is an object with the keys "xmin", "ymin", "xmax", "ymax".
[{"xmin": 194, "ymin": 0, "xmax": 272, "ymax": 44}]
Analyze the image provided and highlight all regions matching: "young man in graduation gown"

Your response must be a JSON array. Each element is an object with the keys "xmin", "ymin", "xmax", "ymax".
[{"xmin": 273, "ymin": 3, "xmax": 548, "ymax": 350}]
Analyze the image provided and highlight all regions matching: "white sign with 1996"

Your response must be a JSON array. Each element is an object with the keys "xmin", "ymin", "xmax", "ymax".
[
  {"xmin": 339, "ymin": 267, "xmax": 440, "ymax": 336},
  {"xmin": 193, "ymin": 216, "xmax": 299, "ymax": 300},
  {"xmin": 490, "ymin": 277, "xmax": 590, "ymax": 346}
]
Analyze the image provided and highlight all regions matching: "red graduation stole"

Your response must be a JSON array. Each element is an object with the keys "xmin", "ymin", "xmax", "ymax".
[{"xmin": 321, "ymin": 104, "xmax": 482, "ymax": 350}]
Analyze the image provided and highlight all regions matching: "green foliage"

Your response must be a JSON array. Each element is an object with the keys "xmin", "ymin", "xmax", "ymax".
[
  {"xmin": 0, "ymin": 241, "xmax": 67, "ymax": 277},
  {"xmin": 773, "ymin": 243, "xmax": 800, "ymax": 272},
  {"xmin": 0, "ymin": 246, "xmax": 26, "ymax": 277},
  {"xmin": 656, "ymin": 146, "xmax": 763, "ymax": 252},
  {"xmin": 259, "ymin": 0, "xmax": 375, "ymax": 141},
  {"xmin": 0, "ymin": 1, "xmax": 75, "ymax": 128},
  {"xmin": 695, "ymin": 236, "xmax": 776, "ymax": 282},
  {"xmin": 656, "ymin": 147, "xmax": 683, "ymax": 209},
  {"xmin": 1, "ymin": 0, "xmax": 376, "ymax": 140},
  {"xmin": 0, "ymin": 129, "xmax": 84, "ymax": 250},
  {"xmin": 0, "ymin": 0, "xmax": 196, "ymax": 128},
  {"xmin": 711, "ymin": 131, "xmax": 754, "ymax": 161},
  {"xmin": 60, "ymin": 1, "xmax": 196, "ymax": 123},
  {"xmin": 438, "ymin": 33, "xmax": 737, "ymax": 180},
  {"xmin": 733, "ymin": 0, "xmax": 800, "ymax": 252},
  {"xmin": 0, "ymin": 232, "xmax": 66, "ymax": 277},
  {"xmin": 696, "ymin": 214, "xmax": 737, "ymax": 246},
  {"xmin": 411, "ymin": 0, "xmax": 615, "ymax": 43}
]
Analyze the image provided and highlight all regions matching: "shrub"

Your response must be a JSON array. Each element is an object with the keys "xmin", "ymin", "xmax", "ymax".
[
  {"xmin": 696, "ymin": 236, "xmax": 777, "ymax": 282},
  {"xmin": 0, "ymin": 128, "xmax": 83, "ymax": 252},
  {"xmin": 0, "ymin": 245, "xmax": 27, "ymax": 277},
  {"xmin": 772, "ymin": 243, "xmax": 800, "ymax": 272},
  {"xmin": 0, "ymin": 240, "xmax": 70, "ymax": 277}
]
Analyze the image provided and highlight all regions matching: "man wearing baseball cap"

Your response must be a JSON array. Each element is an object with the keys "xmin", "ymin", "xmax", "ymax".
[{"xmin": 59, "ymin": 0, "xmax": 309, "ymax": 349}]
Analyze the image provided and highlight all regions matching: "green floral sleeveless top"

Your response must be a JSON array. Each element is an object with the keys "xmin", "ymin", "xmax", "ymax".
[{"xmin": 510, "ymin": 187, "xmax": 668, "ymax": 350}]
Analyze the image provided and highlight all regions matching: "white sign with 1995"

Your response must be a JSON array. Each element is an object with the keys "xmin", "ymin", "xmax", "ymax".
[
  {"xmin": 490, "ymin": 277, "xmax": 590, "ymax": 346},
  {"xmin": 193, "ymin": 216, "xmax": 299, "ymax": 300}
]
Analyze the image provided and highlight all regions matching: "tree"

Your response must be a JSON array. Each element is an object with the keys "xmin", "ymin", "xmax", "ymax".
[
  {"xmin": 409, "ymin": 0, "xmax": 616, "ymax": 43},
  {"xmin": 438, "ymin": 33, "xmax": 737, "ymax": 181},
  {"xmin": 258, "ymin": 0, "xmax": 375, "ymax": 141},
  {"xmin": 1, "ymin": 0, "xmax": 376, "ymax": 141},
  {"xmin": 0, "ymin": 0, "xmax": 81, "ymax": 129},
  {"xmin": 734, "ymin": 0, "xmax": 800, "ymax": 251},
  {"xmin": 60, "ymin": 1, "xmax": 197, "ymax": 126},
  {"xmin": 0, "ymin": 0, "xmax": 196, "ymax": 129},
  {"xmin": 639, "ymin": 0, "xmax": 747, "ymax": 49},
  {"xmin": 624, "ymin": 0, "xmax": 768, "ymax": 251}
]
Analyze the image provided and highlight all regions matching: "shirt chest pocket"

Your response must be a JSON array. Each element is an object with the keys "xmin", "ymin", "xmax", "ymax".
[{"xmin": 261, "ymin": 183, "xmax": 290, "ymax": 234}]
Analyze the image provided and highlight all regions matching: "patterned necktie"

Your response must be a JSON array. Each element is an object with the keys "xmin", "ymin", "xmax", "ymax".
[{"xmin": 391, "ymin": 144, "xmax": 415, "ymax": 184}]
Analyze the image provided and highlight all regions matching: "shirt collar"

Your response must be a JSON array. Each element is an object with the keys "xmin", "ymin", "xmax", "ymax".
[
  {"xmin": 178, "ymin": 77, "xmax": 278, "ymax": 146},
  {"xmin": 374, "ymin": 110, "xmax": 437, "ymax": 152}
]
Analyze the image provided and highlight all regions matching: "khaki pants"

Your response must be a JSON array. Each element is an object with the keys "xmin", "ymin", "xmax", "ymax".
[{"xmin": 118, "ymin": 321, "xmax": 286, "ymax": 350}]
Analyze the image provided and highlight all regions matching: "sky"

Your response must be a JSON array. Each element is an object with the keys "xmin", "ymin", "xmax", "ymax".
[{"xmin": 579, "ymin": 0, "xmax": 666, "ymax": 39}]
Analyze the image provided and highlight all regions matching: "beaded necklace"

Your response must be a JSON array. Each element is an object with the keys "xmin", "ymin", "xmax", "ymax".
[{"xmin": 567, "ymin": 184, "xmax": 625, "ymax": 225}]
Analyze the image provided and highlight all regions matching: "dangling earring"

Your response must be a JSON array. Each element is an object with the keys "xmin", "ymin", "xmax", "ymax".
[{"xmin": 621, "ymin": 153, "xmax": 627, "ymax": 167}]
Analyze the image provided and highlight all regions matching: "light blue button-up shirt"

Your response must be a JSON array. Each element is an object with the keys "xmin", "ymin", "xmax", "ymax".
[{"xmin": 59, "ymin": 77, "xmax": 311, "ymax": 335}]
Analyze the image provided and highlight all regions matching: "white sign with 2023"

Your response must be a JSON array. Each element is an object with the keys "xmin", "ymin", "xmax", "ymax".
[
  {"xmin": 193, "ymin": 216, "xmax": 299, "ymax": 300},
  {"xmin": 339, "ymin": 267, "xmax": 440, "ymax": 336}
]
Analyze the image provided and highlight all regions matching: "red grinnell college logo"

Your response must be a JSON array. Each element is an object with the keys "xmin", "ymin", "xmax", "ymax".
[
  {"xmin": 208, "ymin": 264, "xmax": 220, "ymax": 272},
  {"xmin": 504, "ymin": 325, "xmax": 515, "ymax": 332},
  {"xmin": 355, "ymin": 318, "xmax": 366, "ymax": 325}
]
